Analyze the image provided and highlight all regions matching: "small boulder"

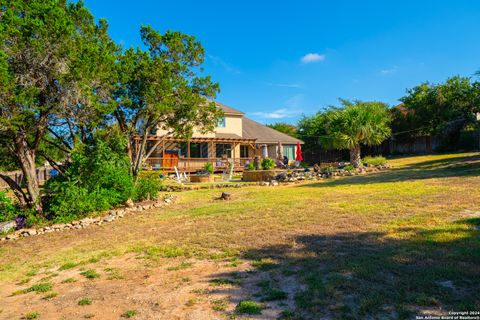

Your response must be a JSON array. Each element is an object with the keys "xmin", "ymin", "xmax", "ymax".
[
  {"xmin": 0, "ymin": 220, "xmax": 16, "ymax": 234},
  {"xmin": 125, "ymin": 198, "xmax": 135, "ymax": 208},
  {"xmin": 218, "ymin": 192, "xmax": 231, "ymax": 200}
]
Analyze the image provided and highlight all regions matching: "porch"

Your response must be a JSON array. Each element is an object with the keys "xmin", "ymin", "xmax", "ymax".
[{"xmin": 138, "ymin": 135, "xmax": 258, "ymax": 173}]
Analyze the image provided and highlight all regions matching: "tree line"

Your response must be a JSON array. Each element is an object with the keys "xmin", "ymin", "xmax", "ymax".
[
  {"xmin": 269, "ymin": 75, "xmax": 480, "ymax": 164},
  {"xmin": 0, "ymin": 0, "xmax": 222, "ymax": 214}
]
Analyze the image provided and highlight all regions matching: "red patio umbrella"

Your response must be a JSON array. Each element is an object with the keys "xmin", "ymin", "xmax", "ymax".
[{"xmin": 295, "ymin": 142, "xmax": 303, "ymax": 161}]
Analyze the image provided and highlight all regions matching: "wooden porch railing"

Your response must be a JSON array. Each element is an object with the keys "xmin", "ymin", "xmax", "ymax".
[{"xmin": 144, "ymin": 157, "xmax": 254, "ymax": 172}]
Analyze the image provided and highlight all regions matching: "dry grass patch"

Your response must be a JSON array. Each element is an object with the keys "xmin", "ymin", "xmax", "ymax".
[{"xmin": 0, "ymin": 153, "xmax": 479, "ymax": 319}]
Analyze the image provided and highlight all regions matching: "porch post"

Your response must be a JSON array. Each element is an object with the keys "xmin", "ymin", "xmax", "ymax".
[
  {"xmin": 209, "ymin": 141, "xmax": 214, "ymax": 167},
  {"xmin": 187, "ymin": 141, "xmax": 190, "ymax": 172},
  {"xmin": 232, "ymin": 142, "xmax": 237, "ymax": 170}
]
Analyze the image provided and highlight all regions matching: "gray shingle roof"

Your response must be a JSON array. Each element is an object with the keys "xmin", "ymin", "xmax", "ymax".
[
  {"xmin": 215, "ymin": 133, "xmax": 244, "ymax": 139},
  {"xmin": 242, "ymin": 117, "xmax": 304, "ymax": 144},
  {"xmin": 216, "ymin": 102, "xmax": 245, "ymax": 115}
]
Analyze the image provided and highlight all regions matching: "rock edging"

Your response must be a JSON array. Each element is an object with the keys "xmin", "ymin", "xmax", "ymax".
[{"xmin": 0, "ymin": 194, "xmax": 176, "ymax": 242}]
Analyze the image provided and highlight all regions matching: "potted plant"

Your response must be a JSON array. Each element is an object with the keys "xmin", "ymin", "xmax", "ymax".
[{"xmin": 190, "ymin": 162, "xmax": 215, "ymax": 183}]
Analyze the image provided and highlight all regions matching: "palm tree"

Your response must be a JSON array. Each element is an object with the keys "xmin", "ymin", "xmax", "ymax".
[{"xmin": 321, "ymin": 100, "xmax": 391, "ymax": 167}]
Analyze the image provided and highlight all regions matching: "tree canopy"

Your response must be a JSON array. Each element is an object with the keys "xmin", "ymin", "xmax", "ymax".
[
  {"xmin": 395, "ymin": 76, "xmax": 480, "ymax": 148},
  {"xmin": 0, "ymin": 0, "xmax": 220, "ymax": 212},
  {"xmin": 266, "ymin": 122, "xmax": 298, "ymax": 138},
  {"xmin": 0, "ymin": 0, "xmax": 118, "ymax": 210},
  {"xmin": 320, "ymin": 100, "xmax": 391, "ymax": 167},
  {"xmin": 114, "ymin": 26, "xmax": 221, "ymax": 178}
]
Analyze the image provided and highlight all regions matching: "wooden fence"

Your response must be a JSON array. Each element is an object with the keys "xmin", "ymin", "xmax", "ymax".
[{"xmin": 0, "ymin": 166, "xmax": 53, "ymax": 190}]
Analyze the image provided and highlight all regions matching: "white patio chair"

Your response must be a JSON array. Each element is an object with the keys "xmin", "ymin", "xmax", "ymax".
[
  {"xmin": 174, "ymin": 166, "xmax": 188, "ymax": 184},
  {"xmin": 222, "ymin": 160, "xmax": 234, "ymax": 181}
]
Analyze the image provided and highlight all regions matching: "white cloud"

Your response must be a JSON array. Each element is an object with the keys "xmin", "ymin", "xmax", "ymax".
[
  {"xmin": 265, "ymin": 82, "xmax": 302, "ymax": 88},
  {"xmin": 207, "ymin": 55, "xmax": 241, "ymax": 74},
  {"xmin": 251, "ymin": 108, "xmax": 300, "ymax": 119},
  {"xmin": 379, "ymin": 66, "xmax": 399, "ymax": 75},
  {"xmin": 300, "ymin": 53, "xmax": 326, "ymax": 64},
  {"xmin": 250, "ymin": 94, "xmax": 304, "ymax": 119}
]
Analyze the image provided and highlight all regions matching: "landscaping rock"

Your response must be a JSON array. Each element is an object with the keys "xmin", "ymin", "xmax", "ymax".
[
  {"xmin": 0, "ymin": 220, "xmax": 16, "ymax": 233},
  {"xmin": 22, "ymin": 228, "xmax": 37, "ymax": 236},
  {"xmin": 270, "ymin": 180, "xmax": 279, "ymax": 186},
  {"xmin": 218, "ymin": 192, "xmax": 231, "ymax": 200},
  {"xmin": 125, "ymin": 198, "xmax": 134, "ymax": 208}
]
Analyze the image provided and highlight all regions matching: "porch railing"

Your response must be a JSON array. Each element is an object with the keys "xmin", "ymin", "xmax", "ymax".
[{"xmin": 144, "ymin": 157, "xmax": 254, "ymax": 172}]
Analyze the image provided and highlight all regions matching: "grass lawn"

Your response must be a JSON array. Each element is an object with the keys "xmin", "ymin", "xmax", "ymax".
[{"xmin": 0, "ymin": 152, "xmax": 479, "ymax": 319}]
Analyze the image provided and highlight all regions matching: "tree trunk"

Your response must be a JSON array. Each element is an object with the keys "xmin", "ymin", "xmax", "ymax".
[
  {"xmin": 0, "ymin": 173, "xmax": 28, "ymax": 207},
  {"xmin": 132, "ymin": 131, "xmax": 148, "ymax": 180},
  {"xmin": 15, "ymin": 134, "xmax": 42, "ymax": 212},
  {"xmin": 350, "ymin": 144, "xmax": 361, "ymax": 168}
]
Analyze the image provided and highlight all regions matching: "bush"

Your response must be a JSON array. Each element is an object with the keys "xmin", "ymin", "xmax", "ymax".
[
  {"xmin": 343, "ymin": 165, "xmax": 354, "ymax": 171},
  {"xmin": 363, "ymin": 156, "xmax": 386, "ymax": 166},
  {"xmin": 0, "ymin": 191, "xmax": 18, "ymax": 223},
  {"xmin": 44, "ymin": 140, "xmax": 135, "ymax": 222},
  {"xmin": 203, "ymin": 162, "xmax": 214, "ymax": 174},
  {"xmin": 247, "ymin": 162, "xmax": 256, "ymax": 170},
  {"xmin": 261, "ymin": 158, "xmax": 275, "ymax": 170},
  {"xmin": 321, "ymin": 166, "xmax": 336, "ymax": 173},
  {"xmin": 135, "ymin": 173, "xmax": 163, "ymax": 201}
]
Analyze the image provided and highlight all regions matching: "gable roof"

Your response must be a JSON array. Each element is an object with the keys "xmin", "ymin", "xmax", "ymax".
[
  {"xmin": 216, "ymin": 102, "xmax": 245, "ymax": 115},
  {"xmin": 242, "ymin": 117, "xmax": 304, "ymax": 144}
]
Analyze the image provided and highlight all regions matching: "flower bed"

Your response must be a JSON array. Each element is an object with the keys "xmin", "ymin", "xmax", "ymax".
[{"xmin": 242, "ymin": 170, "xmax": 283, "ymax": 182}]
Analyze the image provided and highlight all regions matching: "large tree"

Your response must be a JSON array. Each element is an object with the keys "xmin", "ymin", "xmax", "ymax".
[
  {"xmin": 397, "ymin": 76, "xmax": 480, "ymax": 147},
  {"xmin": 297, "ymin": 112, "xmax": 328, "ymax": 152},
  {"xmin": 267, "ymin": 122, "xmax": 298, "ymax": 138},
  {"xmin": 321, "ymin": 100, "xmax": 391, "ymax": 167},
  {"xmin": 0, "ymin": 0, "xmax": 117, "ymax": 211},
  {"xmin": 114, "ymin": 26, "xmax": 221, "ymax": 178}
]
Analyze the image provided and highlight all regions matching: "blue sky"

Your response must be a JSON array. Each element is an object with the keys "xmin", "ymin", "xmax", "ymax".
[{"xmin": 85, "ymin": 0, "xmax": 480, "ymax": 124}]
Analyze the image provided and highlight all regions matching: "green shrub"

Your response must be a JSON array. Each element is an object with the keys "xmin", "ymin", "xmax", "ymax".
[
  {"xmin": 343, "ymin": 165, "xmax": 354, "ymax": 171},
  {"xmin": 321, "ymin": 166, "xmax": 336, "ymax": 173},
  {"xmin": 247, "ymin": 162, "xmax": 256, "ymax": 170},
  {"xmin": 44, "ymin": 140, "xmax": 135, "ymax": 222},
  {"xmin": 203, "ymin": 162, "xmax": 214, "ymax": 174},
  {"xmin": 363, "ymin": 156, "xmax": 386, "ymax": 166},
  {"xmin": 0, "ymin": 191, "xmax": 18, "ymax": 223},
  {"xmin": 135, "ymin": 173, "xmax": 163, "ymax": 201},
  {"xmin": 300, "ymin": 162, "xmax": 309, "ymax": 168},
  {"xmin": 261, "ymin": 158, "xmax": 275, "ymax": 170}
]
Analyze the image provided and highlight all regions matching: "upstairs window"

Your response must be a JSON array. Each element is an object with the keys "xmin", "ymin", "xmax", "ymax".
[{"xmin": 217, "ymin": 117, "xmax": 226, "ymax": 128}]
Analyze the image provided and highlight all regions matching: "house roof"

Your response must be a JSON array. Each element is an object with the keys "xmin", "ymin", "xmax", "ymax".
[
  {"xmin": 216, "ymin": 102, "xmax": 245, "ymax": 115},
  {"xmin": 215, "ymin": 133, "xmax": 244, "ymax": 140},
  {"xmin": 242, "ymin": 117, "xmax": 304, "ymax": 144}
]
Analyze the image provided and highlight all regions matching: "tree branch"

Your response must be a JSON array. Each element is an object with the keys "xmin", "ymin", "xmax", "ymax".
[{"xmin": 0, "ymin": 173, "xmax": 28, "ymax": 207}]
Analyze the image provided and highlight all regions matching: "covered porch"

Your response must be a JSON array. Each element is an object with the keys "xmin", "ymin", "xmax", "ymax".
[{"xmin": 139, "ymin": 135, "xmax": 257, "ymax": 173}]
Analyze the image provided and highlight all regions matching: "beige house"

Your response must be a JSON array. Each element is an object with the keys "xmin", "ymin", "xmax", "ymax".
[{"xmin": 142, "ymin": 102, "xmax": 304, "ymax": 172}]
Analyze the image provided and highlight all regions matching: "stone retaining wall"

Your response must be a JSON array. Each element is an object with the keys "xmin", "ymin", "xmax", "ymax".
[{"xmin": 0, "ymin": 194, "xmax": 175, "ymax": 242}]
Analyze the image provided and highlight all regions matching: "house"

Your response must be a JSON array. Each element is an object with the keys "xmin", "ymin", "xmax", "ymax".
[{"xmin": 141, "ymin": 102, "xmax": 304, "ymax": 172}]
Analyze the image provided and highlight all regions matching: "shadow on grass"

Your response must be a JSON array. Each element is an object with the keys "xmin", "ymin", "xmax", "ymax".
[
  {"xmin": 300, "ymin": 153, "xmax": 480, "ymax": 188},
  {"xmin": 208, "ymin": 218, "xmax": 480, "ymax": 319}
]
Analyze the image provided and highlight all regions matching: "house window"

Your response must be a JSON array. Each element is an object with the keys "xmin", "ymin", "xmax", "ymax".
[
  {"xmin": 216, "ymin": 144, "xmax": 232, "ymax": 158},
  {"xmin": 240, "ymin": 145, "xmax": 249, "ymax": 158},
  {"xmin": 190, "ymin": 142, "xmax": 209, "ymax": 158},
  {"xmin": 217, "ymin": 117, "xmax": 226, "ymax": 128},
  {"xmin": 283, "ymin": 145, "xmax": 295, "ymax": 162}
]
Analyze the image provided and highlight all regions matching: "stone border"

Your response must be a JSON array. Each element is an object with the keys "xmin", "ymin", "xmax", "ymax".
[{"xmin": 0, "ymin": 194, "xmax": 176, "ymax": 242}]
